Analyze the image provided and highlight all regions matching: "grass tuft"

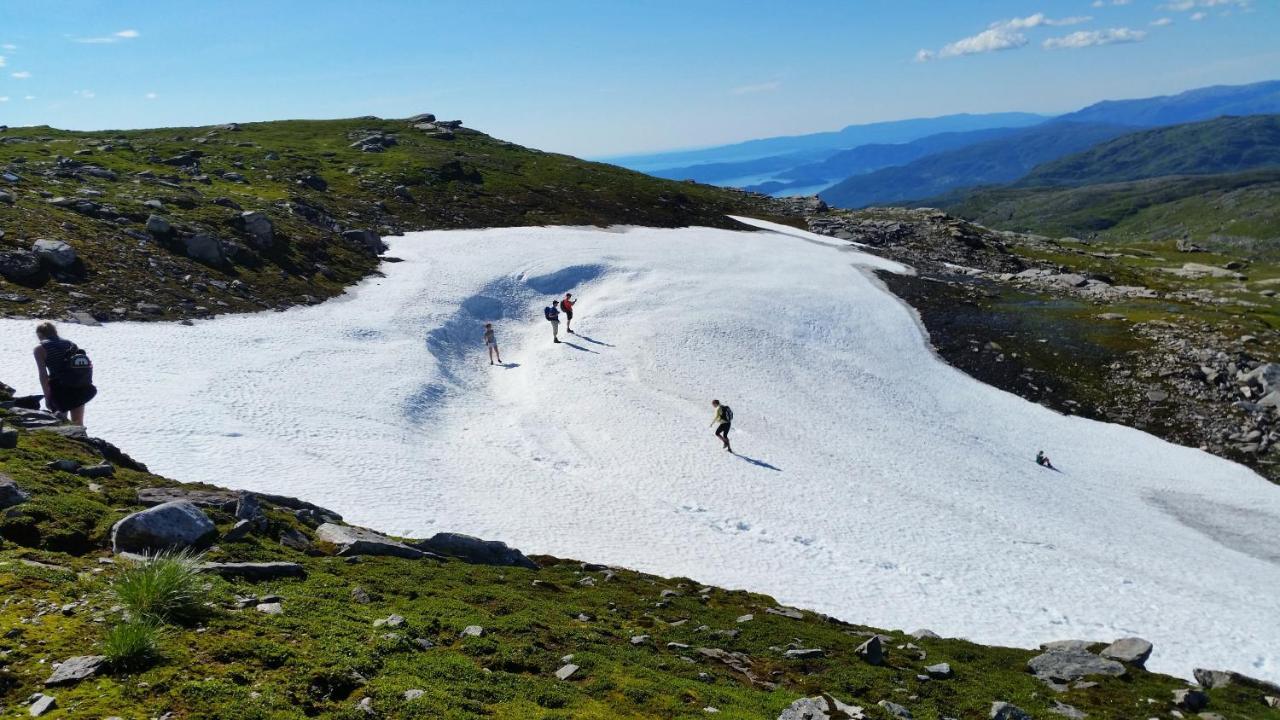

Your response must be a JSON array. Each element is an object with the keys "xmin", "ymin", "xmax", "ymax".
[
  {"xmin": 102, "ymin": 618, "xmax": 164, "ymax": 671},
  {"xmin": 111, "ymin": 549, "xmax": 206, "ymax": 622}
]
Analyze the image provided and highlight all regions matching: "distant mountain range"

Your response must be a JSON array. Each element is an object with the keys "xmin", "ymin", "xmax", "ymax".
[{"xmin": 613, "ymin": 79, "xmax": 1280, "ymax": 210}]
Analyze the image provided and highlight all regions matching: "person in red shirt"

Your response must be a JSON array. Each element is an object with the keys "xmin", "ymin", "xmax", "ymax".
[{"xmin": 561, "ymin": 293, "xmax": 577, "ymax": 334}]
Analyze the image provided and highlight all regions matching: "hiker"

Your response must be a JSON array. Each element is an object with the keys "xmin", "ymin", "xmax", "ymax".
[
  {"xmin": 1036, "ymin": 450, "xmax": 1055, "ymax": 469},
  {"xmin": 710, "ymin": 399, "xmax": 733, "ymax": 453},
  {"xmin": 32, "ymin": 322, "xmax": 96, "ymax": 427},
  {"xmin": 544, "ymin": 300, "xmax": 561, "ymax": 343},
  {"xmin": 561, "ymin": 292, "xmax": 577, "ymax": 334},
  {"xmin": 483, "ymin": 322, "xmax": 502, "ymax": 365}
]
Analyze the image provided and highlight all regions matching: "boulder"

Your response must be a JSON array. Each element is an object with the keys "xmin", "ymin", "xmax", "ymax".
[
  {"xmin": 855, "ymin": 635, "xmax": 884, "ymax": 665},
  {"xmin": 407, "ymin": 113, "xmax": 436, "ymax": 123},
  {"xmin": 990, "ymin": 702, "xmax": 1031, "ymax": 720},
  {"xmin": 183, "ymin": 233, "xmax": 226, "ymax": 266},
  {"xmin": 1100, "ymin": 637, "xmax": 1152, "ymax": 667},
  {"xmin": 925, "ymin": 662, "xmax": 952, "ymax": 679},
  {"xmin": 341, "ymin": 229, "xmax": 387, "ymax": 254},
  {"xmin": 240, "ymin": 211, "xmax": 274, "ymax": 249},
  {"xmin": 0, "ymin": 250, "xmax": 43, "ymax": 281},
  {"xmin": 1192, "ymin": 668, "xmax": 1280, "ymax": 694},
  {"xmin": 910, "ymin": 629, "xmax": 940, "ymax": 640},
  {"xmin": 201, "ymin": 562, "xmax": 305, "ymax": 580},
  {"xmin": 315, "ymin": 523, "xmax": 426, "ymax": 559},
  {"xmin": 31, "ymin": 239, "xmax": 77, "ymax": 269},
  {"xmin": 223, "ymin": 520, "xmax": 254, "ymax": 542},
  {"xmin": 110, "ymin": 501, "xmax": 217, "ymax": 554},
  {"xmin": 1027, "ymin": 649, "xmax": 1125, "ymax": 682},
  {"xmin": 1242, "ymin": 363, "xmax": 1280, "ymax": 392},
  {"xmin": 29, "ymin": 694, "xmax": 56, "ymax": 716},
  {"xmin": 1047, "ymin": 700, "xmax": 1086, "ymax": 719},
  {"xmin": 777, "ymin": 694, "xmax": 864, "ymax": 719},
  {"xmin": 44, "ymin": 655, "xmax": 105, "ymax": 686},
  {"xmin": 1173, "ymin": 688, "xmax": 1208, "ymax": 712},
  {"xmin": 145, "ymin": 214, "xmax": 172, "ymax": 237},
  {"xmin": 0, "ymin": 474, "xmax": 30, "ymax": 509},
  {"xmin": 554, "ymin": 663, "xmax": 579, "ymax": 680},
  {"xmin": 298, "ymin": 174, "xmax": 327, "ymax": 191},
  {"xmin": 410, "ymin": 532, "xmax": 537, "ymax": 569},
  {"xmin": 877, "ymin": 700, "xmax": 912, "ymax": 718}
]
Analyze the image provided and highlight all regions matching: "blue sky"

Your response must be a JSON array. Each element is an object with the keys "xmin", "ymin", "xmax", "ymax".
[{"xmin": 0, "ymin": 0, "xmax": 1277, "ymax": 157}]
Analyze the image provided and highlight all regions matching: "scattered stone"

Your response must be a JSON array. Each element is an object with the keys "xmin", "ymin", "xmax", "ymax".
[
  {"xmin": 0, "ymin": 474, "xmax": 30, "ymax": 508},
  {"xmin": 878, "ymin": 700, "xmax": 912, "ymax": 718},
  {"xmin": 1040, "ymin": 640, "xmax": 1096, "ymax": 652},
  {"xmin": 784, "ymin": 647, "xmax": 826, "ymax": 659},
  {"xmin": 351, "ymin": 587, "xmax": 371, "ymax": 604},
  {"xmin": 44, "ymin": 655, "xmax": 105, "ymax": 686},
  {"xmin": 403, "ymin": 689, "xmax": 424, "ymax": 701},
  {"xmin": 925, "ymin": 662, "xmax": 952, "ymax": 679},
  {"xmin": 855, "ymin": 635, "xmax": 884, "ymax": 665},
  {"xmin": 630, "ymin": 635, "xmax": 649, "ymax": 645},
  {"xmin": 76, "ymin": 462, "xmax": 114, "ymax": 478},
  {"xmin": 183, "ymin": 232, "xmax": 226, "ymax": 266},
  {"xmin": 280, "ymin": 527, "xmax": 312, "ymax": 551},
  {"xmin": 373, "ymin": 614, "xmax": 405, "ymax": 628},
  {"xmin": 145, "ymin": 214, "xmax": 171, "ymax": 236},
  {"xmin": 460, "ymin": 625, "xmax": 484, "ymax": 637},
  {"xmin": 910, "ymin": 629, "xmax": 940, "ymax": 640},
  {"xmin": 201, "ymin": 562, "xmax": 306, "ymax": 580},
  {"xmin": 1048, "ymin": 700, "xmax": 1086, "ymax": 719},
  {"xmin": 1192, "ymin": 668, "xmax": 1280, "ymax": 694},
  {"xmin": 990, "ymin": 702, "xmax": 1031, "ymax": 720},
  {"xmin": 240, "ymin": 211, "xmax": 274, "ymax": 249},
  {"xmin": 767, "ymin": 606, "xmax": 804, "ymax": 619},
  {"xmin": 555, "ymin": 663, "xmax": 579, "ymax": 680},
  {"xmin": 411, "ymin": 532, "xmax": 537, "ymax": 568},
  {"xmin": 1100, "ymin": 637, "xmax": 1152, "ymax": 667},
  {"xmin": 341, "ymin": 229, "xmax": 387, "ymax": 254},
  {"xmin": 255, "ymin": 602, "xmax": 284, "ymax": 615},
  {"xmin": 315, "ymin": 523, "xmax": 426, "ymax": 559},
  {"xmin": 778, "ymin": 694, "xmax": 865, "ymax": 719},
  {"xmin": 223, "ymin": 519, "xmax": 254, "ymax": 542},
  {"xmin": 31, "ymin": 239, "xmax": 77, "ymax": 269},
  {"xmin": 28, "ymin": 694, "xmax": 56, "ymax": 717},
  {"xmin": 110, "ymin": 501, "xmax": 217, "ymax": 554},
  {"xmin": 1028, "ymin": 648, "xmax": 1126, "ymax": 682},
  {"xmin": 1173, "ymin": 689, "xmax": 1208, "ymax": 712}
]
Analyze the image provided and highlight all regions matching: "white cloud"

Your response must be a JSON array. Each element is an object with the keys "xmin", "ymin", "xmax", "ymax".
[
  {"xmin": 1191, "ymin": 11, "xmax": 1207, "ymax": 19},
  {"xmin": 11, "ymin": 70, "xmax": 30, "ymax": 79},
  {"xmin": 74, "ymin": 89, "xmax": 95, "ymax": 99},
  {"xmin": 23, "ymin": 95, "xmax": 35, "ymax": 101},
  {"xmin": 1043, "ymin": 27, "xmax": 1147, "ymax": 48},
  {"xmin": 0, "ymin": 97, "xmax": 9, "ymax": 103},
  {"xmin": 1160, "ymin": 0, "xmax": 1250, "ymax": 10},
  {"xmin": 730, "ymin": 80, "xmax": 781, "ymax": 95},
  {"xmin": 916, "ymin": 14, "xmax": 1091, "ymax": 61},
  {"xmin": 1151, "ymin": 17, "xmax": 1174, "ymax": 25},
  {"xmin": 73, "ymin": 28, "xmax": 141, "ymax": 44},
  {"xmin": 1093, "ymin": 0, "xmax": 1131, "ymax": 5},
  {"xmin": 145, "ymin": 92, "xmax": 158, "ymax": 100},
  {"xmin": 1, "ymin": 44, "xmax": 15, "ymax": 51}
]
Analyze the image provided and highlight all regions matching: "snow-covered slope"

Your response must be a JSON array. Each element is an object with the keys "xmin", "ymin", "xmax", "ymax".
[{"xmin": 1, "ymin": 221, "xmax": 1277, "ymax": 682}]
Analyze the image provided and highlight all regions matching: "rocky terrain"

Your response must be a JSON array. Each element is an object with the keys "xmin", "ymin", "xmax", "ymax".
[
  {"xmin": 803, "ymin": 205, "xmax": 1280, "ymax": 485},
  {"xmin": 0, "ymin": 117, "xmax": 799, "ymax": 323},
  {"xmin": 1, "ymin": 382, "xmax": 1278, "ymax": 719}
]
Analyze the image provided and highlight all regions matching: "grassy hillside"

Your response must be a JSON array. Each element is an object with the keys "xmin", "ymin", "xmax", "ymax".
[
  {"xmin": 2, "ymin": 401, "xmax": 1277, "ymax": 719},
  {"xmin": 1018, "ymin": 115, "xmax": 1280, "ymax": 188},
  {"xmin": 0, "ymin": 118, "xmax": 793, "ymax": 323},
  {"xmin": 819, "ymin": 122, "xmax": 1132, "ymax": 209}
]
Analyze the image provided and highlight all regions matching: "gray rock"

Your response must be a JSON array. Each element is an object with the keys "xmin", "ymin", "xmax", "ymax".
[
  {"xmin": 990, "ymin": 702, "xmax": 1031, "ymax": 720},
  {"xmin": 0, "ymin": 250, "xmax": 42, "ymax": 281},
  {"xmin": 0, "ymin": 474, "xmax": 30, "ymax": 509},
  {"xmin": 1173, "ymin": 688, "xmax": 1208, "ymax": 712},
  {"xmin": 784, "ymin": 647, "xmax": 825, "ymax": 659},
  {"xmin": 235, "ymin": 492, "xmax": 262, "ymax": 521},
  {"xmin": 910, "ymin": 629, "xmax": 940, "ymax": 640},
  {"xmin": 341, "ymin": 229, "xmax": 387, "ymax": 254},
  {"xmin": 67, "ymin": 310, "xmax": 101, "ymax": 326},
  {"xmin": 298, "ymin": 174, "xmax": 327, "ymax": 191},
  {"xmin": 201, "ymin": 562, "xmax": 306, "ymax": 580},
  {"xmin": 403, "ymin": 689, "xmax": 425, "ymax": 701},
  {"xmin": 315, "ymin": 523, "xmax": 425, "ymax": 559},
  {"xmin": 630, "ymin": 635, "xmax": 649, "ymax": 645},
  {"xmin": 878, "ymin": 700, "xmax": 912, "ymax": 718},
  {"xmin": 1192, "ymin": 668, "xmax": 1280, "ymax": 694},
  {"xmin": 31, "ymin": 239, "xmax": 77, "ymax": 269},
  {"xmin": 374, "ymin": 614, "xmax": 405, "ymax": 628},
  {"xmin": 1242, "ymin": 363, "xmax": 1280, "ymax": 391},
  {"xmin": 460, "ymin": 625, "xmax": 483, "ymax": 637},
  {"xmin": 145, "ymin": 214, "xmax": 171, "ymax": 236},
  {"xmin": 77, "ymin": 463, "xmax": 114, "ymax": 478},
  {"xmin": 555, "ymin": 663, "xmax": 579, "ymax": 680},
  {"xmin": 111, "ymin": 501, "xmax": 217, "ymax": 554},
  {"xmin": 1028, "ymin": 649, "xmax": 1125, "ymax": 682},
  {"xmin": 137, "ymin": 486, "xmax": 236, "ymax": 508},
  {"xmin": 240, "ymin": 211, "xmax": 274, "ymax": 249},
  {"xmin": 44, "ymin": 655, "xmax": 105, "ymax": 686},
  {"xmin": 1100, "ymin": 637, "xmax": 1152, "ymax": 667},
  {"xmin": 183, "ymin": 232, "xmax": 226, "ymax": 266},
  {"xmin": 777, "ymin": 694, "xmax": 865, "ymax": 720},
  {"xmin": 255, "ymin": 602, "xmax": 284, "ymax": 615},
  {"xmin": 0, "ymin": 427, "xmax": 17, "ymax": 449},
  {"xmin": 925, "ymin": 662, "xmax": 952, "ymax": 679},
  {"xmin": 29, "ymin": 694, "xmax": 56, "ymax": 716},
  {"xmin": 1048, "ymin": 700, "xmax": 1086, "ymax": 719},
  {"xmin": 1039, "ymin": 640, "xmax": 1096, "ymax": 652},
  {"xmin": 411, "ymin": 532, "xmax": 537, "ymax": 569},
  {"xmin": 280, "ymin": 527, "xmax": 312, "ymax": 551},
  {"xmin": 1265, "ymin": 696, "xmax": 1279, "ymax": 709},
  {"xmin": 855, "ymin": 635, "xmax": 884, "ymax": 665},
  {"xmin": 223, "ymin": 520, "xmax": 255, "ymax": 542}
]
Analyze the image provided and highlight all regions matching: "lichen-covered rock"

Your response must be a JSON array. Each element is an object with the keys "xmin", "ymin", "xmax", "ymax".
[{"xmin": 110, "ymin": 501, "xmax": 217, "ymax": 554}]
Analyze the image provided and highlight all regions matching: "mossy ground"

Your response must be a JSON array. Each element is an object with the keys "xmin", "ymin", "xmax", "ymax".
[{"xmin": 2, "ymin": 422, "xmax": 1278, "ymax": 719}]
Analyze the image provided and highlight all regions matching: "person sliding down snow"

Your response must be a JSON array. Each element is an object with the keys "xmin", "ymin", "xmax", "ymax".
[
  {"xmin": 483, "ymin": 323, "xmax": 502, "ymax": 365},
  {"xmin": 710, "ymin": 399, "xmax": 733, "ymax": 453},
  {"xmin": 1036, "ymin": 450, "xmax": 1055, "ymax": 469},
  {"xmin": 561, "ymin": 293, "xmax": 576, "ymax": 334},
  {"xmin": 544, "ymin": 300, "xmax": 562, "ymax": 343}
]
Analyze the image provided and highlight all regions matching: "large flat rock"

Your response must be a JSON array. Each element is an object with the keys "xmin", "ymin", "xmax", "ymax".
[
  {"xmin": 316, "ymin": 523, "xmax": 425, "ymax": 559},
  {"xmin": 202, "ymin": 562, "xmax": 306, "ymax": 581}
]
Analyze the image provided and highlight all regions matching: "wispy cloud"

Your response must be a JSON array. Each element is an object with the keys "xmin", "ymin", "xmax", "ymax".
[
  {"xmin": 73, "ymin": 28, "xmax": 141, "ymax": 44},
  {"xmin": 11, "ymin": 70, "xmax": 30, "ymax": 79},
  {"xmin": 730, "ymin": 80, "xmax": 781, "ymax": 95},
  {"xmin": 1, "ymin": 44, "xmax": 15, "ymax": 51},
  {"xmin": 74, "ymin": 89, "xmax": 96, "ymax": 99},
  {"xmin": 1160, "ymin": 0, "xmax": 1250, "ymax": 10},
  {"xmin": 1191, "ymin": 11, "xmax": 1208, "ymax": 19},
  {"xmin": 1151, "ymin": 17, "xmax": 1174, "ymax": 25},
  {"xmin": 23, "ymin": 95, "xmax": 35, "ymax": 101},
  {"xmin": 1043, "ymin": 27, "xmax": 1147, "ymax": 49},
  {"xmin": 915, "ymin": 13, "xmax": 1091, "ymax": 61},
  {"xmin": 1092, "ymin": 0, "xmax": 1132, "ymax": 6},
  {"xmin": 145, "ymin": 92, "xmax": 158, "ymax": 100},
  {"xmin": 0, "ymin": 97, "xmax": 9, "ymax": 103}
]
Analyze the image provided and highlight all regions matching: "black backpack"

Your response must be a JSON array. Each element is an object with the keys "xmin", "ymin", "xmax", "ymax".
[
  {"xmin": 54, "ymin": 343, "xmax": 94, "ymax": 388},
  {"xmin": 721, "ymin": 405, "xmax": 733, "ymax": 423}
]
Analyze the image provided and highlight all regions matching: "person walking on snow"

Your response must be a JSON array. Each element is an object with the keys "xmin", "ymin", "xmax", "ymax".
[
  {"xmin": 710, "ymin": 399, "xmax": 733, "ymax": 453},
  {"xmin": 32, "ymin": 322, "xmax": 97, "ymax": 428},
  {"xmin": 544, "ymin": 300, "xmax": 562, "ymax": 343},
  {"xmin": 561, "ymin": 292, "xmax": 577, "ymax": 334},
  {"xmin": 483, "ymin": 322, "xmax": 502, "ymax": 365}
]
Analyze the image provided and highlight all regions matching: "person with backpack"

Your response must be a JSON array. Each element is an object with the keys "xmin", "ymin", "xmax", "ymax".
[
  {"xmin": 32, "ymin": 322, "xmax": 96, "ymax": 427},
  {"xmin": 544, "ymin": 300, "xmax": 562, "ymax": 343},
  {"xmin": 710, "ymin": 399, "xmax": 733, "ymax": 453},
  {"xmin": 483, "ymin": 322, "xmax": 502, "ymax": 365},
  {"xmin": 561, "ymin": 292, "xmax": 577, "ymax": 334}
]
